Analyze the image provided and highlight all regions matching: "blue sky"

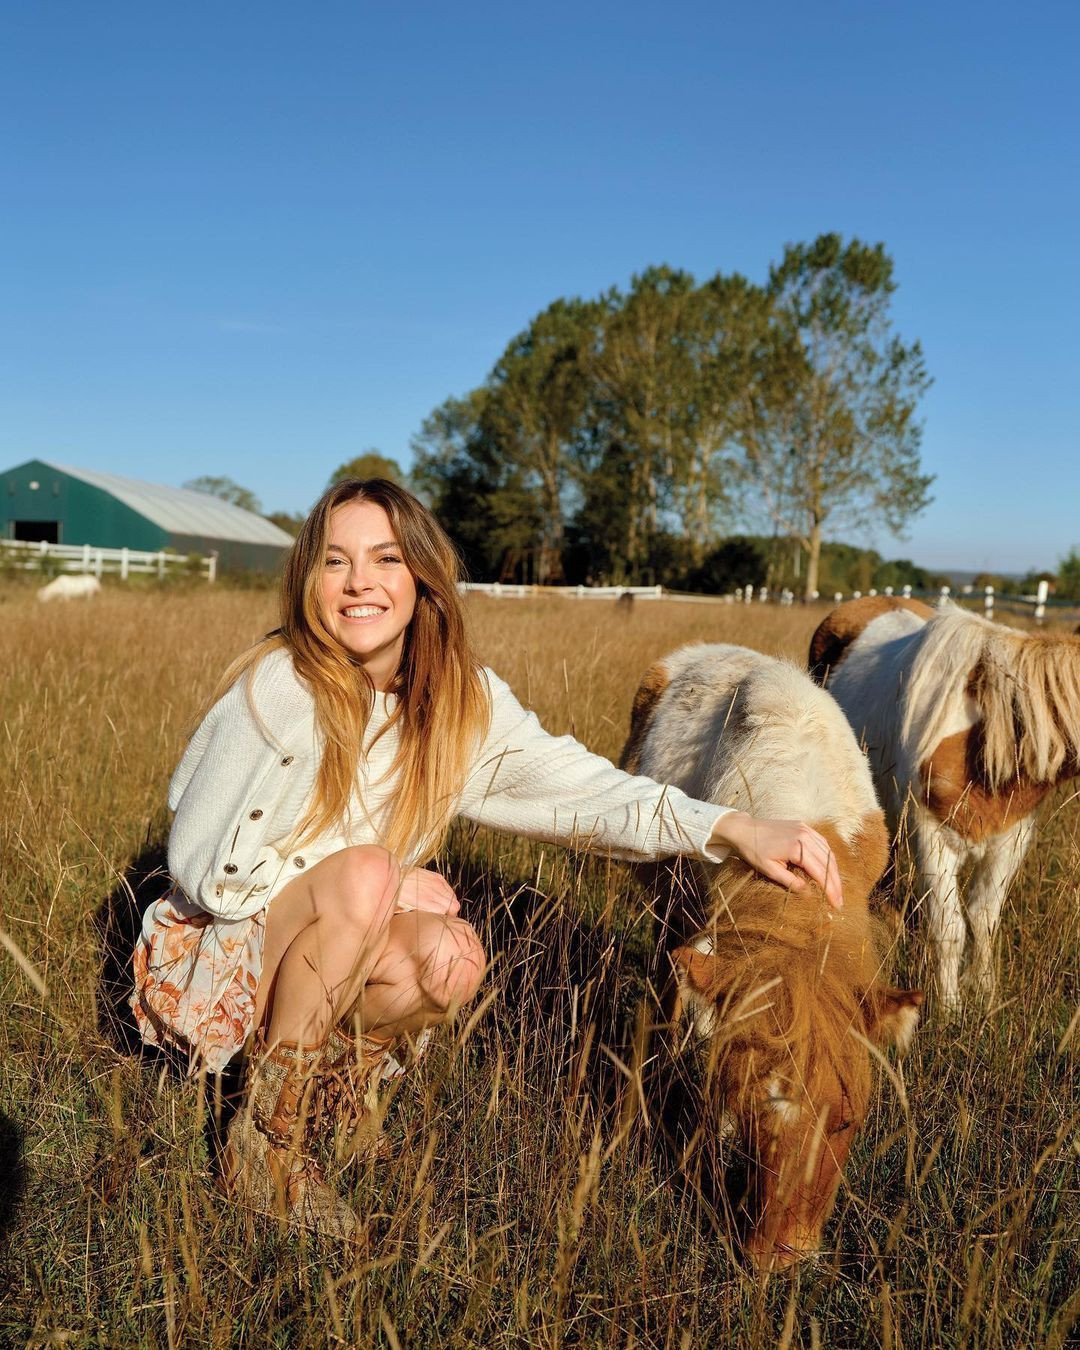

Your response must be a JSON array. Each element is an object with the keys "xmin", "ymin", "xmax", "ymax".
[{"xmin": 2, "ymin": 1, "xmax": 1077, "ymax": 572}]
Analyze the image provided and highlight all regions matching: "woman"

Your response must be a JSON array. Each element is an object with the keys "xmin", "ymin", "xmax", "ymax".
[{"xmin": 132, "ymin": 478, "xmax": 842, "ymax": 1238}]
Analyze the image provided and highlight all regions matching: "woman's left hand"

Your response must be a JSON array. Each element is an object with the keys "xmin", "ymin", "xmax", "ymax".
[{"xmin": 397, "ymin": 866, "xmax": 461, "ymax": 916}]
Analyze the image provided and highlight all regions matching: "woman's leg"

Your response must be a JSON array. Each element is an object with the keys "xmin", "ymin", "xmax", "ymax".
[
  {"xmin": 358, "ymin": 910, "xmax": 487, "ymax": 1039},
  {"xmin": 253, "ymin": 845, "xmax": 401, "ymax": 1047}
]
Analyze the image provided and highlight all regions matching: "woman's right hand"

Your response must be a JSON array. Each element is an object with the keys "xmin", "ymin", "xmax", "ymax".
[
  {"xmin": 708, "ymin": 811, "xmax": 844, "ymax": 910},
  {"xmin": 396, "ymin": 866, "xmax": 461, "ymax": 916}
]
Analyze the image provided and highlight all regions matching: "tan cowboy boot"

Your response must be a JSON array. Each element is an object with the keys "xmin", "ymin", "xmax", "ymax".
[
  {"xmin": 220, "ymin": 1038, "xmax": 359, "ymax": 1239},
  {"xmin": 317, "ymin": 1023, "xmax": 396, "ymax": 1165}
]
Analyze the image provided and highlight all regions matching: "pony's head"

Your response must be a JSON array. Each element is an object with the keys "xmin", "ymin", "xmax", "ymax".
[{"xmin": 672, "ymin": 820, "xmax": 921, "ymax": 1272}]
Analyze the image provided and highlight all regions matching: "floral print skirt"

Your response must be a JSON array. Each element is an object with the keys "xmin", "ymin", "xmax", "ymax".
[{"xmin": 131, "ymin": 885, "xmax": 265, "ymax": 1075}]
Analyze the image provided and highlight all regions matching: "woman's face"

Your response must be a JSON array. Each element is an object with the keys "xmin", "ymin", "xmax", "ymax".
[{"xmin": 320, "ymin": 498, "xmax": 418, "ymax": 689}]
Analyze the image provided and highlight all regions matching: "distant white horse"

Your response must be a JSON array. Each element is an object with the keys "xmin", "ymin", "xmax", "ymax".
[
  {"xmin": 622, "ymin": 643, "xmax": 920, "ymax": 1270},
  {"xmin": 38, "ymin": 575, "xmax": 102, "ymax": 602},
  {"xmin": 810, "ymin": 596, "xmax": 1080, "ymax": 1010}
]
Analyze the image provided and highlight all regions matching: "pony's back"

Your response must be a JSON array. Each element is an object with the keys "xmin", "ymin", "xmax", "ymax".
[{"xmin": 627, "ymin": 643, "xmax": 879, "ymax": 847}]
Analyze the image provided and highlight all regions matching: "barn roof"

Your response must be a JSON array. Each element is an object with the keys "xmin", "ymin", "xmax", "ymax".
[{"xmin": 48, "ymin": 462, "xmax": 295, "ymax": 546}]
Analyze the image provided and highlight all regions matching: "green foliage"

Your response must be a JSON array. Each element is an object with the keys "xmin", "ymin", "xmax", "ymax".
[
  {"xmin": 327, "ymin": 450, "xmax": 404, "ymax": 487},
  {"xmin": 415, "ymin": 237, "xmax": 933, "ymax": 589},
  {"xmin": 411, "ymin": 393, "xmax": 543, "ymax": 580},
  {"xmin": 748, "ymin": 233, "xmax": 934, "ymax": 597},
  {"xmin": 1015, "ymin": 568, "xmax": 1058, "ymax": 595},
  {"xmin": 183, "ymin": 475, "xmax": 262, "ymax": 514},
  {"xmin": 681, "ymin": 537, "xmax": 767, "ymax": 594},
  {"xmin": 1056, "ymin": 548, "xmax": 1080, "ymax": 600},
  {"xmin": 263, "ymin": 510, "xmax": 305, "ymax": 537}
]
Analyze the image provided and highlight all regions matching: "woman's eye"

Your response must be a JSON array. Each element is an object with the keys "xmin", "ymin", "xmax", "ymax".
[
  {"xmin": 325, "ymin": 556, "xmax": 346, "ymax": 568},
  {"xmin": 378, "ymin": 553, "xmax": 402, "ymax": 565}
]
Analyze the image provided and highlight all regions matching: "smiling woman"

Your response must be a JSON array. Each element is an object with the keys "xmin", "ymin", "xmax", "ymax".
[
  {"xmin": 321, "ymin": 503, "xmax": 417, "ymax": 682},
  {"xmin": 130, "ymin": 477, "xmax": 847, "ymax": 1240}
]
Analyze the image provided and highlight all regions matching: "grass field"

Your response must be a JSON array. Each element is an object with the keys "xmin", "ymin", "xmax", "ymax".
[{"xmin": 0, "ymin": 587, "xmax": 1077, "ymax": 1348}]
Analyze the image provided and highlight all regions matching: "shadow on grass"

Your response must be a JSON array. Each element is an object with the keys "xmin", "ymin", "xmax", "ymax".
[
  {"xmin": 443, "ymin": 848, "xmax": 752, "ymax": 1250},
  {"xmin": 94, "ymin": 843, "xmax": 170, "ymax": 1058},
  {"xmin": 0, "ymin": 1110, "xmax": 26, "ymax": 1250}
]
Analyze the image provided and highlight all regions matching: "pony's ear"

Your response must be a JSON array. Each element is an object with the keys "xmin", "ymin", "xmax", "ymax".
[
  {"xmin": 865, "ymin": 986, "xmax": 923, "ymax": 1054},
  {"xmin": 672, "ymin": 946, "xmax": 723, "ymax": 999}
]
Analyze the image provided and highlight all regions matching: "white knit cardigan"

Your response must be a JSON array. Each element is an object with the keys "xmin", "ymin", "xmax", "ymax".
[{"xmin": 167, "ymin": 648, "xmax": 731, "ymax": 920}]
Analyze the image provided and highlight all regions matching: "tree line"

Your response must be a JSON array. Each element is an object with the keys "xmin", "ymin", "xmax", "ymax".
[
  {"xmin": 408, "ymin": 233, "xmax": 933, "ymax": 600},
  {"xmin": 189, "ymin": 234, "xmax": 1073, "ymax": 601}
]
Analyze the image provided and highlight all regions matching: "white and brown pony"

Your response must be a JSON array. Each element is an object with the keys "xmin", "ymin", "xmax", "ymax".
[
  {"xmin": 622, "ymin": 644, "xmax": 921, "ymax": 1271},
  {"xmin": 810, "ymin": 595, "xmax": 1080, "ymax": 1011}
]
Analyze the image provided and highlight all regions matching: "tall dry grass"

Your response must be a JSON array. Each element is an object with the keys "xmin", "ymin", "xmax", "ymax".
[{"xmin": 0, "ymin": 588, "xmax": 1076, "ymax": 1348}]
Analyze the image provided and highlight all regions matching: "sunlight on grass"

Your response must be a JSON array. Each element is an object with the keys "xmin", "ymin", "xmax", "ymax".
[{"xmin": 0, "ymin": 587, "xmax": 1076, "ymax": 1346}]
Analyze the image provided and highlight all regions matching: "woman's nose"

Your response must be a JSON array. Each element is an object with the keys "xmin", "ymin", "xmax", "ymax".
[{"xmin": 345, "ymin": 565, "xmax": 373, "ymax": 593}]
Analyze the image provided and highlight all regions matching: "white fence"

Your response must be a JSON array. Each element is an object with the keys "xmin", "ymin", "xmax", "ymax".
[
  {"xmin": 458, "ymin": 582, "xmax": 662, "ymax": 600},
  {"xmin": 458, "ymin": 577, "xmax": 1070, "ymax": 623},
  {"xmin": 0, "ymin": 538, "xmax": 217, "ymax": 582}
]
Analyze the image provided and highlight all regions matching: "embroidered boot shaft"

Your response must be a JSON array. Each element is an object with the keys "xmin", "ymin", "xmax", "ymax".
[
  {"xmin": 220, "ymin": 1037, "xmax": 359, "ymax": 1239},
  {"xmin": 319, "ymin": 1024, "xmax": 395, "ymax": 1165}
]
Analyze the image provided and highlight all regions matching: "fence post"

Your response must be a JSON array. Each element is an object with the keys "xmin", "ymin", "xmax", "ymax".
[
  {"xmin": 95, "ymin": 549, "xmax": 103, "ymax": 577},
  {"xmin": 1035, "ymin": 578, "xmax": 1048, "ymax": 624},
  {"xmin": 82, "ymin": 542, "xmax": 91, "ymax": 573},
  {"xmin": 120, "ymin": 547, "xmax": 130, "ymax": 580},
  {"xmin": 208, "ymin": 552, "xmax": 218, "ymax": 584},
  {"xmin": 157, "ymin": 551, "xmax": 166, "ymax": 579},
  {"xmin": 984, "ymin": 585, "xmax": 994, "ymax": 618}
]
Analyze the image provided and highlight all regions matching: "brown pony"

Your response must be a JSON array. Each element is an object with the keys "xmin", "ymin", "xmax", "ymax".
[
  {"xmin": 623, "ymin": 642, "xmax": 921, "ymax": 1270},
  {"xmin": 810, "ymin": 596, "xmax": 1080, "ymax": 1009}
]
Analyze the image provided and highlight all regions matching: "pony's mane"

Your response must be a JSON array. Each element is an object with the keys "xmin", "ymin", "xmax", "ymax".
[
  {"xmin": 699, "ymin": 866, "xmax": 883, "ymax": 1115},
  {"xmin": 904, "ymin": 605, "xmax": 1080, "ymax": 789}
]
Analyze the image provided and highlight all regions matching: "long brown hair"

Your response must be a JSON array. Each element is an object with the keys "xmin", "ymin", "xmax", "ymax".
[{"xmin": 210, "ymin": 479, "xmax": 490, "ymax": 861}]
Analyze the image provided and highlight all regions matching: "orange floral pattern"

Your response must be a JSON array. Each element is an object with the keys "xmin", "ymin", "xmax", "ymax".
[{"xmin": 131, "ymin": 886, "xmax": 265, "ymax": 1074}]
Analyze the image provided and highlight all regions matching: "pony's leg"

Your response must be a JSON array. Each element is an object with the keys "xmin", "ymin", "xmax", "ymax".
[
  {"xmin": 912, "ymin": 816, "xmax": 966, "ymax": 1011},
  {"xmin": 965, "ymin": 815, "xmax": 1036, "ymax": 1002}
]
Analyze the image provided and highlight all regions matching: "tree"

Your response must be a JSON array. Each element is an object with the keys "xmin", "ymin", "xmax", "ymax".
[
  {"xmin": 482, "ymin": 298, "xmax": 602, "ymax": 582},
  {"xmin": 264, "ymin": 510, "xmax": 305, "ymax": 537},
  {"xmin": 183, "ymin": 475, "xmax": 262, "ymax": 514},
  {"xmin": 583, "ymin": 267, "xmax": 703, "ymax": 578},
  {"xmin": 745, "ymin": 234, "xmax": 933, "ymax": 600},
  {"xmin": 410, "ymin": 394, "xmax": 542, "ymax": 580},
  {"xmin": 1056, "ymin": 549, "xmax": 1080, "ymax": 600},
  {"xmin": 327, "ymin": 451, "xmax": 404, "ymax": 488}
]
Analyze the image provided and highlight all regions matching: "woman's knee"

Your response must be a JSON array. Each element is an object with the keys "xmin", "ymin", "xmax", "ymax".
[
  {"xmin": 330, "ymin": 846, "xmax": 401, "ymax": 932},
  {"xmin": 419, "ymin": 920, "xmax": 486, "ymax": 1011}
]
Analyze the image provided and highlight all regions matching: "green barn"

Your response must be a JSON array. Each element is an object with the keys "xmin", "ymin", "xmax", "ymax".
[{"xmin": 0, "ymin": 459, "xmax": 294, "ymax": 573}]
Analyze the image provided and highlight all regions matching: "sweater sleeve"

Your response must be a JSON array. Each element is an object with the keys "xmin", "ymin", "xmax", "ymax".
[
  {"xmin": 456, "ymin": 670, "xmax": 732, "ymax": 863},
  {"xmin": 167, "ymin": 649, "xmax": 318, "ymax": 920}
]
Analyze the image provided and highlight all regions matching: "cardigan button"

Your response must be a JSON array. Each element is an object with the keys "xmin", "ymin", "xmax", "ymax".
[
  {"xmin": 281, "ymin": 756, "xmax": 294, "ymax": 766},
  {"xmin": 215, "ymin": 884, "xmax": 224, "ymax": 897},
  {"xmin": 293, "ymin": 856, "xmax": 306, "ymax": 869},
  {"xmin": 223, "ymin": 863, "xmax": 238, "ymax": 875},
  {"xmin": 249, "ymin": 809, "xmax": 263, "ymax": 820}
]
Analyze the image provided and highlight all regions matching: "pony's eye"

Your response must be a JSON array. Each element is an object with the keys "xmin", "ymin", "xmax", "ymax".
[{"xmin": 831, "ymin": 1119, "xmax": 854, "ymax": 1135}]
